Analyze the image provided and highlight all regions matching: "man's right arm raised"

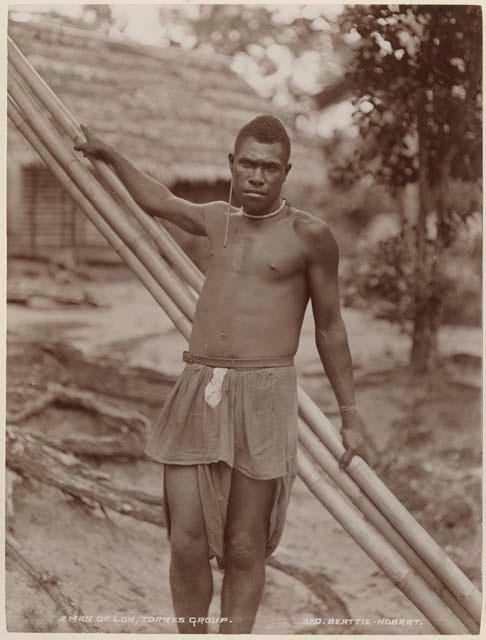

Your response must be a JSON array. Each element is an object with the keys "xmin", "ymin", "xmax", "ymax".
[{"xmin": 74, "ymin": 125, "xmax": 213, "ymax": 236}]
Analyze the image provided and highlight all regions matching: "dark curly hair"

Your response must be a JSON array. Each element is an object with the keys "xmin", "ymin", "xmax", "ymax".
[{"xmin": 234, "ymin": 114, "xmax": 291, "ymax": 163}]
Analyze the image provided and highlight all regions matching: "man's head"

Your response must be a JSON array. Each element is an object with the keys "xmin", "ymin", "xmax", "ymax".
[
  {"xmin": 229, "ymin": 115, "xmax": 292, "ymax": 215},
  {"xmin": 234, "ymin": 114, "xmax": 291, "ymax": 164}
]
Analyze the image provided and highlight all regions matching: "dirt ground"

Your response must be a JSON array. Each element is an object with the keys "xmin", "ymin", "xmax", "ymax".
[{"xmin": 5, "ymin": 261, "xmax": 482, "ymax": 635}]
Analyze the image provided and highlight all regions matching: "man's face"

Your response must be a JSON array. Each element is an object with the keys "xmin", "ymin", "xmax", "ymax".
[{"xmin": 229, "ymin": 138, "xmax": 291, "ymax": 214}]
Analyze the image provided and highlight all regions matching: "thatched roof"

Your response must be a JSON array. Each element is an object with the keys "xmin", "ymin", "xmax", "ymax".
[{"xmin": 8, "ymin": 18, "xmax": 325, "ymax": 192}]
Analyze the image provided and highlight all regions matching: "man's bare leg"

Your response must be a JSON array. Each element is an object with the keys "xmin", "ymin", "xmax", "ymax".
[
  {"xmin": 220, "ymin": 468, "xmax": 276, "ymax": 634},
  {"xmin": 165, "ymin": 465, "xmax": 213, "ymax": 633}
]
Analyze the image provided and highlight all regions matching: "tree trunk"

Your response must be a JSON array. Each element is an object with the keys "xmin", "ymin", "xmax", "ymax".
[
  {"xmin": 410, "ymin": 111, "xmax": 436, "ymax": 373},
  {"xmin": 6, "ymin": 338, "xmax": 175, "ymax": 416},
  {"xmin": 410, "ymin": 307, "xmax": 437, "ymax": 374},
  {"xmin": 411, "ymin": 138, "xmax": 455, "ymax": 374},
  {"xmin": 428, "ymin": 148, "xmax": 456, "ymax": 358}
]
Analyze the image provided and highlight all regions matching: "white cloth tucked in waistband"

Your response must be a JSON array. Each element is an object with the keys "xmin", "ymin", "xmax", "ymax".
[{"xmin": 204, "ymin": 367, "xmax": 228, "ymax": 408}]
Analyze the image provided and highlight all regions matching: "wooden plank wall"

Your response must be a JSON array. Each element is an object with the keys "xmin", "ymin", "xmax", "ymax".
[{"xmin": 8, "ymin": 165, "xmax": 112, "ymax": 255}]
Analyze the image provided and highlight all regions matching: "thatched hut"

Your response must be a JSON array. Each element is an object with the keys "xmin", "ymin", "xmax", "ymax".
[{"xmin": 7, "ymin": 18, "xmax": 325, "ymax": 267}]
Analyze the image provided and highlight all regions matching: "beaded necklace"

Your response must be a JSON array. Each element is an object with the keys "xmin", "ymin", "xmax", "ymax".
[{"xmin": 241, "ymin": 198, "xmax": 287, "ymax": 220}]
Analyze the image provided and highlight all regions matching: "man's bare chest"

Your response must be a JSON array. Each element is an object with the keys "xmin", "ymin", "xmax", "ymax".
[{"xmin": 208, "ymin": 225, "xmax": 306, "ymax": 282}]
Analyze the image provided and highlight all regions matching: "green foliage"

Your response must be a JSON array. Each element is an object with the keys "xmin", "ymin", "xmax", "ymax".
[
  {"xmin": 346, "ymin": 224, "xmax": 439, "ymax": 327},
  {"xmin": 337, "ymin": 5, "xmax": 482, "ymax": 188},
  {"xmin": 344, "ymin": 210, "xmax": 482, "ymax": 329}
]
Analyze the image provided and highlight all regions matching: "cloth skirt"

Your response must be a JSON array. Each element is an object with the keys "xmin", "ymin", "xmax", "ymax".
[{"xmin": 144, "ymin": 362, "xmax": 298, "ymax": 565}]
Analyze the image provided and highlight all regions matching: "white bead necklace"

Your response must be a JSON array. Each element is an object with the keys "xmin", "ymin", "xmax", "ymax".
[{"xmin": 240, "ymin": 199, "xmax": 287, "ymax": 220}]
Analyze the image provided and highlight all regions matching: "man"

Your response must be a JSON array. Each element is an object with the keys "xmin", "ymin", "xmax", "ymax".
[{"xmin": 75, "ymin": 115, "xmax": 371, "ymax": 634}]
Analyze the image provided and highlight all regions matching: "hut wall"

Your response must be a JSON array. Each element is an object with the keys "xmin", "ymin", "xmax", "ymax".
[{"xmin": 7, "ymin": 165, "xmax": 113, "ymax": 261}]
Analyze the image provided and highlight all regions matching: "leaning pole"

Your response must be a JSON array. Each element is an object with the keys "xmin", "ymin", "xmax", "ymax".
[{"xmin": 7, "ymin": 35, "xmax": 481, "ymax": 633}]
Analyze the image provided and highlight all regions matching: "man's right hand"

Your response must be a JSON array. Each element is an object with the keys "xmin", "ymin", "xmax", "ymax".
[{"xmin": 74, "ymin": 124, "xmax": 111, "ymax": 160}]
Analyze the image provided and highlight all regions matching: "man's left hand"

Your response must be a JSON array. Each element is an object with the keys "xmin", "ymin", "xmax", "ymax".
[{"xmin": 339, "ymin": 414, "xmax": 374, "ymax": 470}]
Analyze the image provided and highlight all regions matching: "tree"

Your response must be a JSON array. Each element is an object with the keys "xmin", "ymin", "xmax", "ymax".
[{"xmin": 334, "ymin": 5, "xmax": 482, "ymax": 373}]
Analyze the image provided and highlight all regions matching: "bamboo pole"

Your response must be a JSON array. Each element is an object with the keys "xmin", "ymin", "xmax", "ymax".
[
  {"xmin": 298, "ymin": 386, "xmax": 482, "ymax": 622},
  {"xmin": 297, "ymin": 448, "xmax": 467, "ymax": 634},
  {"xmin": 7, "ymin": 35, "xmax": 205, "ymax": 294},
  {"xmin": 9, "ymin": 43, "xmax": 480, "ymax": 632},
  {"xmin": 298, "ymin": 417, "xmax": 479, "ymax": 633},
  {"xmin": 7, "ymin": 68, "xmax": 198, "ymax": 325},
  {"xmin": 7, "ymin": 96, "xmax": 192, "ymax": 340}
]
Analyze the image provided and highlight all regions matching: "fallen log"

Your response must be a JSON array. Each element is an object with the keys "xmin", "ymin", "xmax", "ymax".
[
  {"xmin": 25, "ymin": 431, "xmax": 145, "ymax": 459},
  {"xmin": 8, "ymin": 383, "xmax": 149, "ymax": 457},
  {"xmin": 8, "ymin": 382, "xmax": 148, "ymax": 434},
  {"xmin": 7, "ymin": 386, "xmax": 57, "ymax": 425},
  {"xmin": 7, "ymin": 339, "xmax": 175, "ymax": 412},
  {"xmin": 6, "ymin": 426, "xmax": 164, "ymax": 526},
  {"xmin": 42, "ymin": 341, "xmax": 175, "ymax": 406},
  {"xmin": 6, "ymin": 534, "xmax": 92, "ymax": 632},
  {"xmin": 7, "ymin": 280, "xmax": 101, "ymax": 307}
]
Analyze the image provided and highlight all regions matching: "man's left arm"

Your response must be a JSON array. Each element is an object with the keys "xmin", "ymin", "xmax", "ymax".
[{"xmin": 305, "ymin": 220, "xmax": 372, "ymax": 469}]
